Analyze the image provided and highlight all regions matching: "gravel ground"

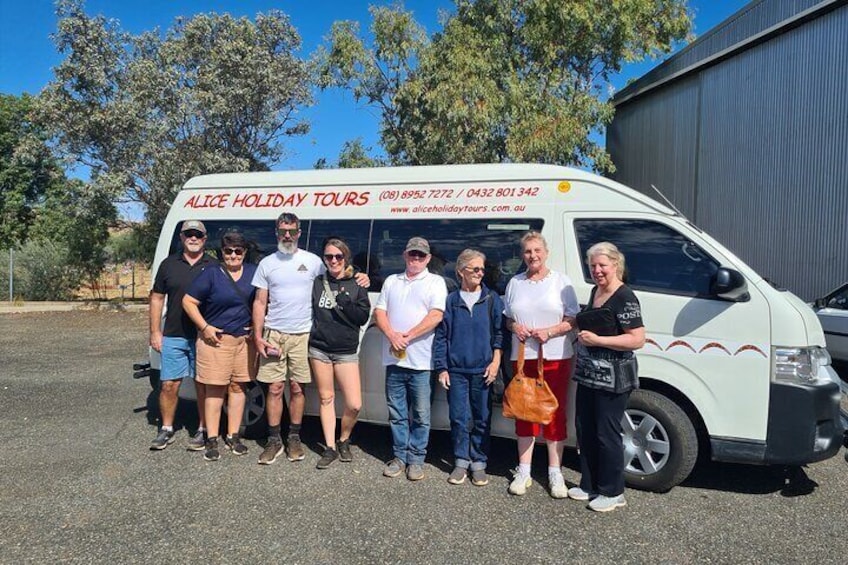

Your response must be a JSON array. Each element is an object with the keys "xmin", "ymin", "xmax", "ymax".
[{"xmin": 0, "ymin": 311, "xmax": 846, "ymax": 564}]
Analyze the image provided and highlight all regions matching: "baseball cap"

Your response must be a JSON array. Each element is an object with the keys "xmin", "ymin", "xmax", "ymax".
[
  {"xmin": 180, "ymin": 220, "xmax": 207, "ymax": 234},
  {"xmin": 405, "ymin": 237, "xmax": 430, "ymax": 254}
]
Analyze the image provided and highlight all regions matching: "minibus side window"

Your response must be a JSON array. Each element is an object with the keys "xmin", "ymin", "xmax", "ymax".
[
  {"xmin": 371, "ymin": 218, "xmax": 543, "ymax": 294},
  {"xmin": 574, "ymin": 219, "xmax": 719, "ymax": 297},
  {"xmin": 168, "ymin": 220, "xmax": 278, "ymax": 265},
  {"xmin": 303, "ymin": 219, "xmax": 374, "ymax": 287}
]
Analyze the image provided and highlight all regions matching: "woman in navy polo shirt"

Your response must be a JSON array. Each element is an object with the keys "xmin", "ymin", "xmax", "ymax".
[{"xmin": 183, "ymin": 230, "xmax": 257, "ymax": 462}]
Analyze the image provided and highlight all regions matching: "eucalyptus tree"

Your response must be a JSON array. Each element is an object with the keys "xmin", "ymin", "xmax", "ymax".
[
  {"xmin": 38, "ymin": 0, "xmax": 313, "ymax": 233},
  {"xmin": 316, "ymin": 0, "xmax": 692, "ymax": 171}
]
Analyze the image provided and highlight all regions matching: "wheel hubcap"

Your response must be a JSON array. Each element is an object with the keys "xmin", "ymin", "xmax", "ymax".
[{"xmin": 622, "ymin": 409, "xmax": 671, "ymax": 476}]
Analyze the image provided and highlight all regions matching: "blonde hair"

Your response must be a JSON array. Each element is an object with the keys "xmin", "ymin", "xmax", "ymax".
[
  {"xmin": 586, "ymin": 241, "xmax": 626, "ymax": 279},
  {"xmin": 323, "ymin": 237, "xmax": 354, "ymax": 278},
  {"xmin": 455, "ymin": 248, "xmax": 486, "ymax": 277},
  {"xmin": 520, "ymin": 230, "xmax": 548, "ymax": 251}
]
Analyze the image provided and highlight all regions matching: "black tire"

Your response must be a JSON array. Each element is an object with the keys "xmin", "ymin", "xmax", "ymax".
[
  {"xmin": 149, "ymin": 369, "xmax": 161, "ymax": 391},
  {"xmin": 623, "ymin": 389, "xmax": 698, "ymax": 492},
  {"xmin": 222, "ymin": 381, "xmax": 268, "ymax": 439}
]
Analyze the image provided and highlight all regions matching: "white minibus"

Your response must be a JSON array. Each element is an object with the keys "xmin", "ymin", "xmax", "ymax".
[{"xmin": 135, "ymin": 164, "xmax": 845, "ymax": 491}]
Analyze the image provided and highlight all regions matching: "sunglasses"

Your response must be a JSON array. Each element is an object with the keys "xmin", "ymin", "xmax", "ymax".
[
  {"xmin": 277, "ymin": 228, "xmax": 299, "ymax": 237},
  {"xmin": 222, "ymin": 247, "xmax": 245, "ymax": 256},
  {"xmin": 407, "ymin": 250, "xmax": 428, "ymax": 259},
  {"xmin": 463, "ymin": 266, "xmax": 485, "ymax": 274},
  {"xmin": 323, "ymin": 253, "xmax": 345, "ymax": 262},
  {"xmin": 182, "ymin": 230, "xmax": 206, "ymax": 239}
]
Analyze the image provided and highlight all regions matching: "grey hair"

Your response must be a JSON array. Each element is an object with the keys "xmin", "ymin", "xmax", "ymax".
[
  {"xmin": 455, "ymin": 248, "xmax": 486, "ymax": 276},
  {"xmin": 586, "ymin": 241, "xmax": 626, "ymax": 279},
  {"xmin": 276, "ymin": 212, "xmax": 300, "ymax": 229},
  {"xmin": 520, "ymin": 230, "xmax": 548, "ymax": 251}
]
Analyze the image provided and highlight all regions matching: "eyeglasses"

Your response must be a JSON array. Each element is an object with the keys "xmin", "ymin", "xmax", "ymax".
[
  {"xmin": 222, "ymin": 247, "xmax": 245, "ymax": 256},
  {"xmin": 407, "ymin": 250, "xmax": 428, "ymax": 259},
  {"xmin": 182, "ymin": 230, "xmax": 206, "ymax": 239},
  {"xmin": 323, "ymin": 253, "xmax": 345, "ymax": 262},
  {"xmin": 277, "ymin": 228, "xmax": 299, "ymax": 237},
  {"xmin": 463, "ymin": 266, "xmax": 485, "ymax": 274}
]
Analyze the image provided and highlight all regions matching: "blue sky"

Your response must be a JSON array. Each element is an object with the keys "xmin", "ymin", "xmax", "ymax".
[{"xmin": 0, "ymin": 1, "xmax": 749, "ymax": 174}]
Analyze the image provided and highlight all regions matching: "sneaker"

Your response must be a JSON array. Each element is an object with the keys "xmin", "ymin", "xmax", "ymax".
[
  {"xmin": 549, "ymin": 473, "xmax": 568, "ymax": 499},
  {"xmin": 471, "ymin": 468, "xmax": 489, "ymax": 487},
  {"xmin": 447, "ymin": 467, "xmax": 467, "ymax": 485},
  {"xmin": 316, "ymin": 447, "xmax": 339, "ymax": 469},
  {"xmin": 203, "ymin": 437, "xmax": 220, "ymax": 462},
  {"xmin": 258, "ymin": 438, "xmax": 284, "ymax": 465},
  {"xmin": 150, "ymin": 429, "xmax": 175, "ymax": 450},
  {"xmin": 186, "ymin": 429, "xmax": 205, "ymax": 452},
  {"xmin": 383, "ymin": 458, "xmax": 406, "ymax": 478},
  {"xmin": 508, "ymin": 474, "xmax": 532, "ymax": 495},
  {"xmin": 224, "ymin": 434, "xmax": 248, "ymax": 456},
  {"xmin": 286, "ymin": 435, "xmax": 305, "ymax": 462},
  {"xmin": 337, "ymin": 439, "xmax": 353, "ymax": 462},
  {"xmin": 588, "ymin": 494, "xmax": 627, "ymax": 512},
  {"xmin": 406, "ymin": 463, "xmax": 425, "ymax": 481},
  {"xmin": 567, "ymin": 486, "xmax": 591, "ymax": 501}
]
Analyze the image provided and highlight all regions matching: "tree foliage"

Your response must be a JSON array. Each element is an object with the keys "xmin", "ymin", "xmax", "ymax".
[
  {"xmin": 37, "ymin": 0, "xmax": 313, "ymax": 234},
  {"xmin": 314, "ymin": 138, "xmax": 384, "ymax": 169},
  {"xmin": 316, "ymin": 0, "xmax": 692, "ymax": 171}
]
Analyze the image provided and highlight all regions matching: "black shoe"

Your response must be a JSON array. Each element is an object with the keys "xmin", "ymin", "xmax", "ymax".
[
  {"xmin": 203, "ymin": 437, "xmax": 220, "ymax": 462},
  {"xmin": 316, "ymin": 447, "xmax": 339, "ymax": 469},
  {"xmin": 337, "ymin": 439, "xmax": 352, "ymax": 462},
  {"xmin": 150, "ymin": 429, "xmax": 175, "ymax": 450},
  {"xmin": 224, "ymin": 434, "xmax": 248, "ymax": 456}
]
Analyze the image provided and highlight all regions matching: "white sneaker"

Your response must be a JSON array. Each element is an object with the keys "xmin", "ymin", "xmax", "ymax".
[
  {"xmin": 588, "ymin": 494, "xmax": 627, "ymax": 512},
  {"xmin": 549, "ymin": 473, "xmax": 567, "ymax": 499},
  {"xmin": 567, "ymin": 486, "xmax": 591, "ymax": 501},
  {"xmin": 508, "ymin": 474, "xmax": 532, "ymax": 495}
]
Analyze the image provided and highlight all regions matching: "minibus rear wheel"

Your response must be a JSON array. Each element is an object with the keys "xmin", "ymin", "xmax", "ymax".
[{"xmin": 622, "ymin": 389, "xmax": 698, "ymax": 492}]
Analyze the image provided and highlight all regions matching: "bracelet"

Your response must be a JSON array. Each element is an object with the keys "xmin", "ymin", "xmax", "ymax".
[{"xmin": 200, "ymin": 323, "xmax": 208, "ymax": 333}]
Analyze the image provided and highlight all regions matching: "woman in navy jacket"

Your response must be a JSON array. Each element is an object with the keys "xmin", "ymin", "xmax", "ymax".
[{"xmin": 434, "ymin": 249, "xmax": 504, "ymax": 486}]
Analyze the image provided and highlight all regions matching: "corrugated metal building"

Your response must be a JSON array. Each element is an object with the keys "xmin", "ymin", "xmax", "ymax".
[{"xmin": 607, "ymin": 0, "xmax": 847, "ymax": 300}]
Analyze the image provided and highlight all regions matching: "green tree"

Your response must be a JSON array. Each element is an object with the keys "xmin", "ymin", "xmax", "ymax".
[
  {"xmin": 37, "ymin": 0, "xmax": 313, "ymax": 236},
  {"xmin": 314, "ymin": 137, "xmax": 384, "ymax": 169},
  {"xmin": 316, "ymin": 0, "xmax": 692, "ymax": 171},
  {"xmin": 0, "ymin": 94, "xmax": 61, "ymax": 245}
]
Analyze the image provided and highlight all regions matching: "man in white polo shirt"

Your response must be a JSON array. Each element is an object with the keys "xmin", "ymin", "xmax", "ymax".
[{"xmin": 374, "ymin": 237, "xmax": 447, "ymax": 481}]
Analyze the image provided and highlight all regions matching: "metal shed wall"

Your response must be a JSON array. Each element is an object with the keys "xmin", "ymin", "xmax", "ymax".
[{"xmin": 608, "ymin": 1, "xmax": 847, "ymax": 300}]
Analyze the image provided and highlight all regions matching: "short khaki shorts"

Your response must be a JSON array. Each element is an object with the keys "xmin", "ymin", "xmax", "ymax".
[
  {"xmin": 196, "ymin": 334, "xmax": 256, "ymax": 386},
  {"xmin": 256, "ymin": 329, "xmax": 312, "ymax": 384}
]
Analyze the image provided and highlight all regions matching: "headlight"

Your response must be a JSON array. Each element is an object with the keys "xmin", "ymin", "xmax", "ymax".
[{"xmin": 772, "ymin": 347, "xmax": 830, "ymax": 383}]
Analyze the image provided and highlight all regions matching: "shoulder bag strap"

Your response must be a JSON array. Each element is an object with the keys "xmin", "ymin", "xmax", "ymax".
[
  {"xmin": 220, "ymin": 265, "xmax": 252, "ymax": 318},
  {"xmin": 322, "ymin": 276, "xmax": 358, "ymax": 329},
  {"xmin": 537, "ymin": 341, "xmax": 544, "ymax": 380}
]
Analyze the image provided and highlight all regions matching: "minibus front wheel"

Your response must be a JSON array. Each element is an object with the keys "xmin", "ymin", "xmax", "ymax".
[{"xmin": 622, "ymin": 389, "xmax": 699, "ymax": 492}]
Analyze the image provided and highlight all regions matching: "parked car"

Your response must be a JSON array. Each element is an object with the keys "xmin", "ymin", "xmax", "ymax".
[{"xmin": 813, "ymin": 282, "xmax": 848, "ymax": 365}]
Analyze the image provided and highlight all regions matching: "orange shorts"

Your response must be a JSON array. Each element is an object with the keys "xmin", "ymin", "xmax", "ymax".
[
  {"xmin": 514, "ymin": 357, "xmax": 572, "ymax": 441},
  {"xmin": 196, "ymin": 334, "xmax": 256, "ymax": 386}
]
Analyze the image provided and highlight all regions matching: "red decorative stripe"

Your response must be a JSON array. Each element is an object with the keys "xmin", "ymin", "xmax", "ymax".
[
  {"xmin": 733, "ymin": 344, "xmax": 767, "ymax": 358},
  {"xmin": 699, "ymin": 342, "xmax": 731, "ymax": 355},
  {"xmin": 666, "ymin": 339, "xmax": 697, "ymax": 353},
  {"xmin": 644, "ymin": 338, "xmax": 663, "ymax": 350}
]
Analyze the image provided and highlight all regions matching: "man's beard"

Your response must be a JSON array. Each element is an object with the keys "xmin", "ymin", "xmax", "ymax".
[{"xmin": 278, "ymin": 241, "xmax": 297, "ymax": 254}]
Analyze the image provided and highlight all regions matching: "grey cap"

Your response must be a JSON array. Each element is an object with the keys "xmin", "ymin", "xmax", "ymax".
[
  {"xmin": 180, "ymin": 220, "xmax": 206, "ymax": 234},
  {"xmin": 405, "ymin": 237, "xmax": 430, "ymax": 254}
]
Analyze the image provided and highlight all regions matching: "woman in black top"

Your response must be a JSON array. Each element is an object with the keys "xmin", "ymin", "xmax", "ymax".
[
  {"xmin": 570, "ymin": 242, "xmax": 645, "ymax": 512},
  {"xmin": 308, "ymin": 237, "xmax": 371, "ymax": 468}
]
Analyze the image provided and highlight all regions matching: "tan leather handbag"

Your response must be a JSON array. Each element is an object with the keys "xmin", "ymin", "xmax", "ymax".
[{"xmin": 502, "ymin": 341, "xmax": 559, "ymax": 425}]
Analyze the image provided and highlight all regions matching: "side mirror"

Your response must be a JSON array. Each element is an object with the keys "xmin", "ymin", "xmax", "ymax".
[
  {"xmin": 710, "ymin": 267, "xmax": 749, "ymax": 302},
  {"xmin": 813, "ymin": 297, "xmax": 827, "ymax": 309}
]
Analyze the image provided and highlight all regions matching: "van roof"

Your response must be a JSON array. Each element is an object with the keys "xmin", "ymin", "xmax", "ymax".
[{"xmin": 182, "ymin": 163, "xmax": 676, "ymax": 216}]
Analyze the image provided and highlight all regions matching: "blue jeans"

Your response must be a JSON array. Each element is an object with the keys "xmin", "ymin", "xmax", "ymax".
[
  {"xmin": 385, "ymin": 365, "xmax": 432, "ymax": 465},
  {"xmin": 446, "ymin": 372, "xmax": 491, "ymax": 470}
]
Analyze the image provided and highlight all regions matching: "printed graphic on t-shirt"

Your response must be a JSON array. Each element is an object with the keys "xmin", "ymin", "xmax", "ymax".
[{"xmin": 318, "ymin": 288, "xmax": 338, "ymax": 309}]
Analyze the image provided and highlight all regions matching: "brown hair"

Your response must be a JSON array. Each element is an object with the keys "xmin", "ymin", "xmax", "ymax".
[{"xmin": 323, "ymin": 237, "xmax": 354, "ymax": 278}]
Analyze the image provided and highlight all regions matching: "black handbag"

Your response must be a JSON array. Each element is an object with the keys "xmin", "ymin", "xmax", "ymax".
[{"xmin": 574, "ymin": 348, "xmax": 639, "ymax": 393}]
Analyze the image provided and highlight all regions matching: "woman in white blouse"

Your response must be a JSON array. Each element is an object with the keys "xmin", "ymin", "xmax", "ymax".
[{"xmin": 503, "ymin": 231, "xmax": 579, "ymax": 499}]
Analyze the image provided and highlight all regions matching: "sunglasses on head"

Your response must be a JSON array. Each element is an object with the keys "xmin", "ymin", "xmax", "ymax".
[
  {"xmin": 464, "ymin": 266, "xmax": 485, "ymax": 274},
  {"xmin": 222, "ymin": 247, "xmax": 245, "ymax": 256},
  {"xmin": 277, "ymin": 228, "xmax": 299, "ymax": 237},
  {"xmin": 407, "ymin": 250, "xmax": 428, "ymax": 258},
  {"xmin": 323, "ymin": 253, "xmax": 345, "ymax": 262},
  {"xmin": 182, "ymin": 230, "xmax": 206, "ymax": 239}
]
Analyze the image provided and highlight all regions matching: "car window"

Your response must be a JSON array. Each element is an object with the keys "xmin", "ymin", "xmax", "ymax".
[
  {"xmin": 169, "ymin": 220, "xmax": 277, "ymax": 265},
  {"xmin": 574, "ymin": 219, "xmax": 720, "ymax": 297},
  {"xmin": 826, "ymin": 285, "xmax": 848, "ymax": 310}
]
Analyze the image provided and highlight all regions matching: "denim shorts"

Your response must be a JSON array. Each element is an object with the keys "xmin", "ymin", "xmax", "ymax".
[
  {"xmin": 308, "ymin": 346, "xmax": 358, "ymax": 365},
  {"xmin": 160, "ymin": 336, "xmax": 196, "ymax": 381}
]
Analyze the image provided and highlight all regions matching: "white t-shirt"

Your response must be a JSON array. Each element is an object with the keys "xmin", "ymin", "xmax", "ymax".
[
  {"xmin": 460, "ymin": 289, "xmax": 482, "ymax": 312},
  {"xmin": 252, "ymin": 249, "xmax": 325, "ymax": 333},
  {"xmin": 374, "ymin": 269, "xmax": 448, "ymax": 370},
  {"xmin": 504, "ymin": 270, "xmax": 579, "ymax": 360}
]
